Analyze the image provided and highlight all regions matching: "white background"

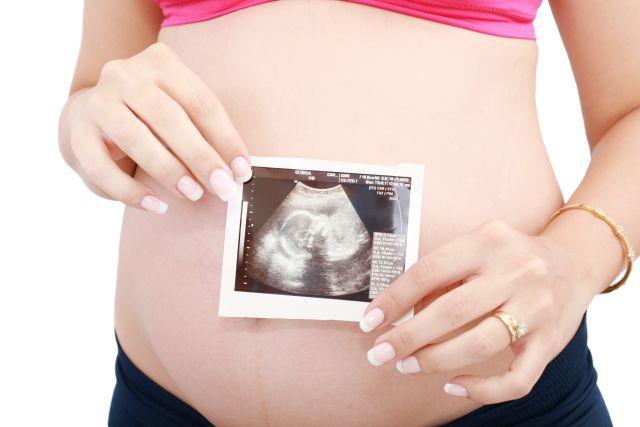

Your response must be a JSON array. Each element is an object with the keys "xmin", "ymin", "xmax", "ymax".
[{"xmin": 0, "ymin": 1, "xmax": 637, "ymax": 426}]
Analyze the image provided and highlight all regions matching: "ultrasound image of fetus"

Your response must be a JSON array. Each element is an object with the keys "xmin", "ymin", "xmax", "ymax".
[{"xmin": 251, "ymin": 182, "xmax": 372, "ymax": 296}]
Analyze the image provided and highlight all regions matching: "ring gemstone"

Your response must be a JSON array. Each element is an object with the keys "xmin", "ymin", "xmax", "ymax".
[{"xmin": 515, "ymin": 322, "xmax": 528, "ymax": 338}]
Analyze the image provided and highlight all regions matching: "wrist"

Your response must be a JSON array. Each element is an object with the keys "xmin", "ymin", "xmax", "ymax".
[{"xmin": 538, "ymin": 207, "xmax": 627, "ymax": 296}]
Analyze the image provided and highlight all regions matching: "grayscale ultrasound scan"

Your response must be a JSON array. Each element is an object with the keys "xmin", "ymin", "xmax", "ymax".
[
  {"xmin": 234, "ymin": 166, "xmax": 413, "ymax": 303},
  {"xmin": 252, "ymin": 182, "xmax": 372, "ymax": 297}
]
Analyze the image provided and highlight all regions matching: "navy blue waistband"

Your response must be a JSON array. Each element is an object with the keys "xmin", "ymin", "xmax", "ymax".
[
  {"xmin": 109, "ymin": 334, "xmax": 213, "ymax": 427},
  {"xmin": 109, "ymin": 313, "xmax": 611, "ymax": 426}
]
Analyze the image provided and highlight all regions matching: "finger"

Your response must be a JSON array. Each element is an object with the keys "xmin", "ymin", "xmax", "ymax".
[
  {"xmin": 71, "ymin": 124, "xmax": 167, "ymax": 214},
  {"xmin": 360, "ymin": 229, "xmax": 490, "ymax": 332},
  {"xmin": 370, "ymin": 275, "xmax": 510, "ymax": 363},
  {"xmin": 396, "ymin": 301, "xmax": 541, "ymax": 375},
  {"xmin": 99, "ymin": 102, "xmax": 205, "ymax": 202},
  {"xmin": 116, "ymin": 83, "xmax": 237, "ymax": 201},
  {"xmin": 396, "ymin": 315, "xmax": 510, "ymax": 375},
  {"xmin": 136, "ymin": 43, "xmax": 252, "ymax": 181},
  {"xmin": 443, "ymin": 334, "xmax": 549, "ymax": 404}
]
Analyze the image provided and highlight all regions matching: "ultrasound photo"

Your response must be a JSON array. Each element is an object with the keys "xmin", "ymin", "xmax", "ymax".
[
  {"xmin": 219, "ymin": 156, "xmax": 424, "ymax": 322},
  {"xmin": 235, "ymin": 165, "xmax": 412, "ymax": 303}
]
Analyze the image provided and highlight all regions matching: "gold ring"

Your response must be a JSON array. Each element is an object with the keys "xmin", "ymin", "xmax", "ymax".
[{"xmin": 493, "ymin": 311, "xmax": 528, "ymax": 344}]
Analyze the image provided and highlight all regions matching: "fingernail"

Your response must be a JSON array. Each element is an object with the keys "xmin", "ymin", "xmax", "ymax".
[
  {"xmin": 444, "ymin": 383, "xmax": 468, "ymax": 397},
  {"xmin": 140, "ymin": 195, "xmax": 168, "ymax": 214},
  {"xmin": 367, "ymin": 342, "xmax": 396, "ymax": 367},
  {"xmin": 230, "ymin": 156, "xmax": 252, "ymax": 182},
  {"xmin": 396, "ymin": 356, "xmax": 421, "ymax": 374},
  {"xmin": 209, "ymin": 168, "xmax": 235, "ymax": 201},
  {"xmin": 359, "ymin": 307, "xmax": 384, "ymax": 332},
  {"xmin": 177, "ymin": 176, "xmax": 204, "ymax": 201}
]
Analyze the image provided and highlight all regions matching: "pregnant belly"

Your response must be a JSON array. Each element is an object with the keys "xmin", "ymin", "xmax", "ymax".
[{"xmin": 114, "ymin": 1, "xmax": 564, "ymax": 426}]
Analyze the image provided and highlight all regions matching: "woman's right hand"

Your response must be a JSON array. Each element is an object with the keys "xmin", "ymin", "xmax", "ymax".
[{"xmin": 65, "ymin": 42, "xmax": 252, "ymax": 213}]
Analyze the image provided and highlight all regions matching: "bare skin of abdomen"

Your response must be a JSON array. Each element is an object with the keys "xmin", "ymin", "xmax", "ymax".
[{"xmin": 114, "ymin": 1, "xmax": 564, "ymax": 426}]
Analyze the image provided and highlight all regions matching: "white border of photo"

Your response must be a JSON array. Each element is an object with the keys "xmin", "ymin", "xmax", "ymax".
[{"xmin": 218, "ymin": 155, "xmax": 424, "ymax": 325}]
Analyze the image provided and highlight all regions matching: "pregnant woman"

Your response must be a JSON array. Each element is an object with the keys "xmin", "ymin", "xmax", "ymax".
[{"xmin": 58, "ymin": 1, "xmax": 639, "ymax": 426}]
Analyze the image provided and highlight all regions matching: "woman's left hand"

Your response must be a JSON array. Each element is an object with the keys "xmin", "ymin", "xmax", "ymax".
[{"xmin": 359, "ymin": 219, "xmax": 600, "ymax": 404}]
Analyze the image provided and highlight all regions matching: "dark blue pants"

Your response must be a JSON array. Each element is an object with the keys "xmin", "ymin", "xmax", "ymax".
[{"xmin": 108, "ymin": 314, "xmax": 612, "ymax": 426}]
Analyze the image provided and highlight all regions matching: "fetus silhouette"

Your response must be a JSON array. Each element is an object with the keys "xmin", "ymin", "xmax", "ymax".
[{"xmin": 251, "ymin": 182, "xmax": 372, "ymax": 296}]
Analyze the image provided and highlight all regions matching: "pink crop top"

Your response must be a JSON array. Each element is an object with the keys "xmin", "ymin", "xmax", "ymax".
[{"xmin": 153, "ymin": 0, "xmax": 543, "ymax": 40}]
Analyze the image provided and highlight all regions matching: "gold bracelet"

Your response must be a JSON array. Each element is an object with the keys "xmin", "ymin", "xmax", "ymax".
[{"xmin": 546, "ymin": 203, "xmax": 634, "ymax": 294}]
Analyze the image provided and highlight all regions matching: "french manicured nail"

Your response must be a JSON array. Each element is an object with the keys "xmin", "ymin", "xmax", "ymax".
[
  {"xmin": 396, "ymin": 356, "xmax": 421, "ymax": 374},
  {"xmin": 177, "ymin": 176, "xmax": 204, "ymax": 201},
  {"xmin": 209, "ymin": 168, "xmax": 235, "ymax": 201},
  {"xmin": 367, "ymin": 342, "xmax": 396, "ymax": 367},
  {"xmin": 140, "ymin": 195, "xmax": 168, "ymax": 214},
  {"xmin": 444, "ymin": 383, "xmax": 468, "ymax": 397},
  {"xmin": 230, "ymin": 156, "xmax": 252, "ymax": 182},
  {"xmin": 359, "ymin": 307, "xmax": 384, "ymax": 332}
]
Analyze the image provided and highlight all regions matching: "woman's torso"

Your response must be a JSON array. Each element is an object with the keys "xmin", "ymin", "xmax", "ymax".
[{"xmin": 114, "ymin": 1, "xmax": 564, "ymax": 426}]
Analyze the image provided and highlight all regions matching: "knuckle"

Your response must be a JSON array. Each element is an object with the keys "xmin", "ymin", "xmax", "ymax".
[
  {"xmin": 156, "ymin": 165, "xmax": 177, "ymax": 184},
  {"xmin": 471, "ymin": 333, "xmax": 499, "ymax": 359},
  {"xmin": 154, "ymin": 159, "xmax": 181, "ymax": 184},
  {"xmin": 213, "ymin": 132, "xmax": 243, "ymax": 153},
  {"xmin": 187, "ymin": 148, "xmax": 214, "ymax": 174},
  {"xmin": 111, "ymin": 181, "xmax": 140, "ymax": 206},
  {"xmin": 410, "ymin": 256, "xmax": 440, "ymax": 287},
  {"xmin": 83, "ymin": 158, "xmax": 108, "ymax": 184},
  {"xmin": 478, "ymin": 219, "xmax": 514, "ymax": 243},
  {"xmin": 535, "ymin": 288, "xmax": 555, "ymax": 315},
  {"xmin": 105, "ymin": 109, "xmax": 137, "ymax": 146},
  {"xmin": 471, "ymin": 384, "xmax": 494, "ymax": 404},
  {"xmin": 520, "ymin": 255, "xmax": 550, "ymax": 280},
  {"xmin": 420, "ymin": 351, "xmax": 445, "ymax": 373},
  {"xmin": 440, "ymin": 292, "xmax": 469, "ymax": 327},
  {"xmin": 82, "ymin": 176, "xmax": 109, "ymax": 199},
  {"xmin": 100, "ymin": 59, "xmax": 128, "ymax": 82},
  {"xmin": 511, "ymin": 376, "xmax": 534, "ymax": 399},
  {"xmin": 83, "ymin": 91, "xmax": 107, "ymax": 114},
  {"xmin": 393, "ymin": 326, "xmax": 417, "ymax": 353},
  {"xmin": 150, "ymin": 103, "xmax": 175, "ymax": 128},
  {"xmin": 382, "ymin": 291, "xmax": 405, "ymax": 317},
  {"xmin": 109, "ymin": 123, "xmax": 136, "ymax": 148},
  {"xmin": 191, "ymin": 90, "xmax": 219, "ymax": 116},
  {"xmin": 145, "ymin": 42, "xmax": 174, "ymax": 65}
]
